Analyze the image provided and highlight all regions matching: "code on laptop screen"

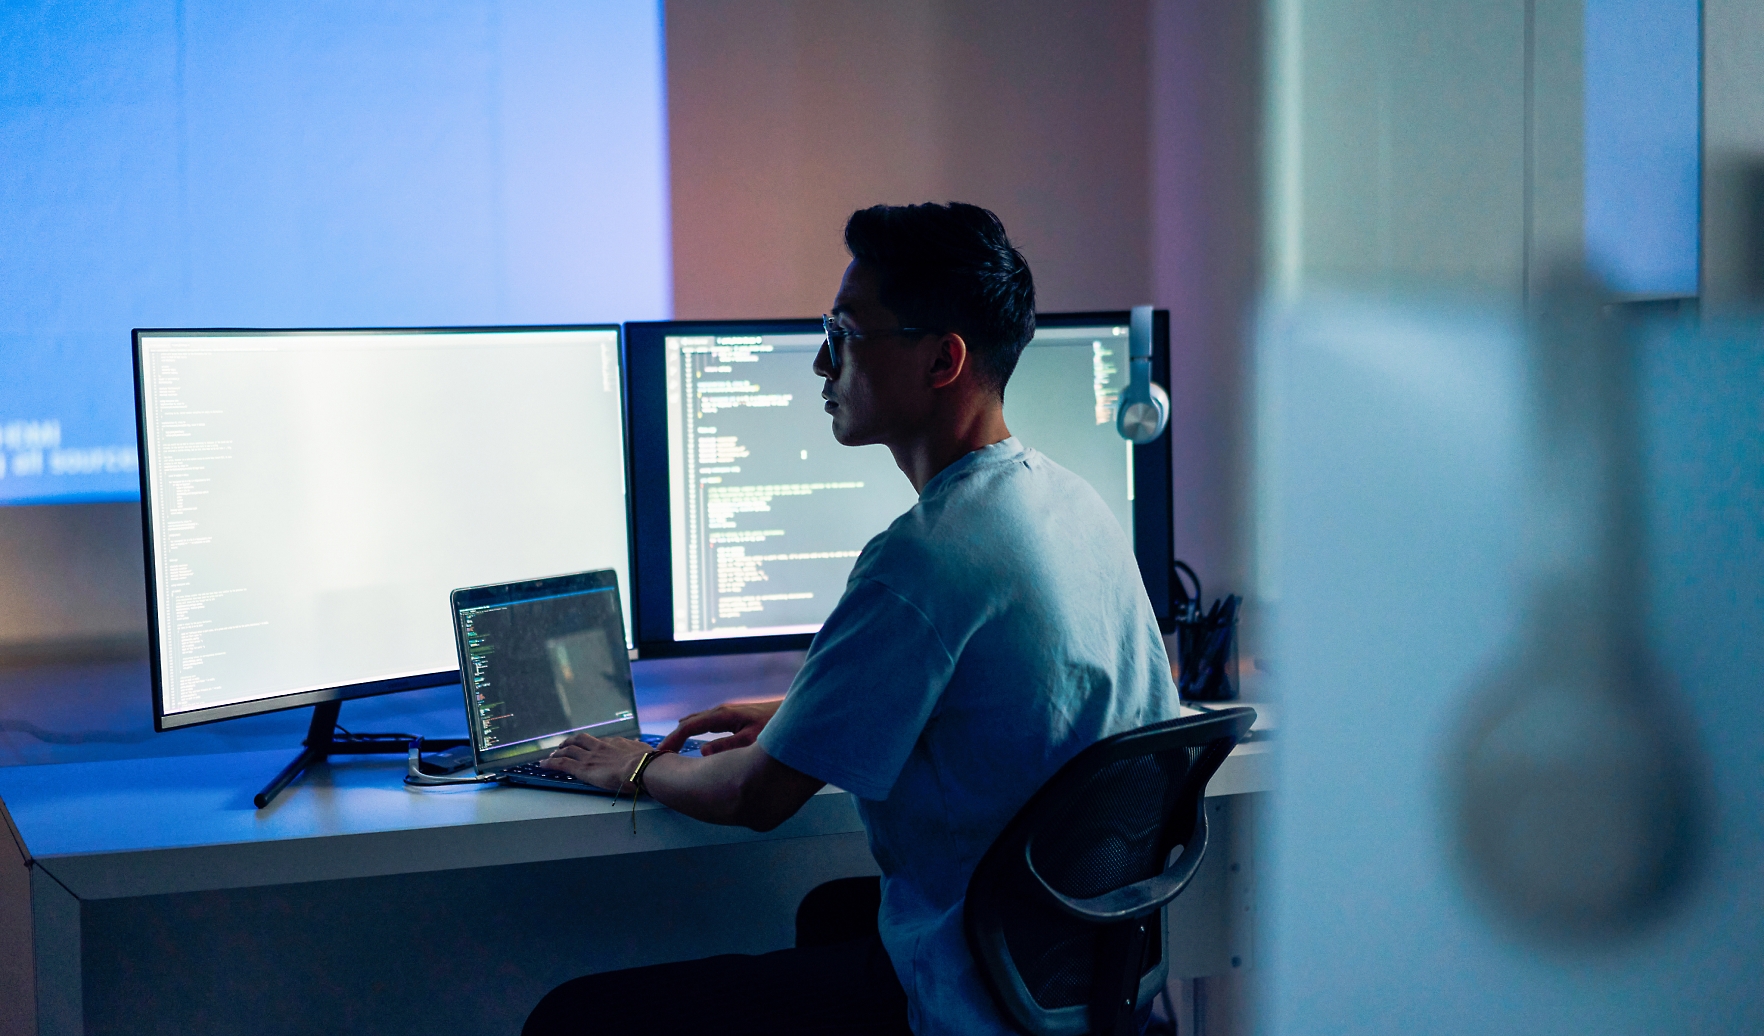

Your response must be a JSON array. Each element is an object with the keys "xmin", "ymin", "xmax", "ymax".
[{"xmin": 458, "ymin": 585, "xmax": 639, "ymax": 763}]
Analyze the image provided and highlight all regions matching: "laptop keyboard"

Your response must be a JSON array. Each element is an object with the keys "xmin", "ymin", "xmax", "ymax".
[
  {"xmin": 499, "ymin": 735, "xmax": 707, "ymax": 786},
  {"xmin": 502, "ymin": 761, "xmax": 583, "ymax": 782}
]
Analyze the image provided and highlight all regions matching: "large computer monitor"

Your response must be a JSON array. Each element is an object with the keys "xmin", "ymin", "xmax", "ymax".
[
  {"xmin": 624, "ymin": 311, "xmax": 1174, "ymax": 657},
  {"xmin": 133, "ymin": 326, "xmax": 634, "ymax": 732}
]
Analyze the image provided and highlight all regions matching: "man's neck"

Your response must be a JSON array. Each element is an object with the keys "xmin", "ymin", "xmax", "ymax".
[{"xmin": 887, "ymin": 402, "xmax": 1012, "ymax": 494}]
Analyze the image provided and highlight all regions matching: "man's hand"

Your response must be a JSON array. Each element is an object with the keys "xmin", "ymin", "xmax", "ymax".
[
  {"xmin": 545, "ymin": 727, "xmax": 825, "ymax": 832},
  {"xmin": 541, "ymin": 734, "xmax": 653, "ymax": 793},
  {"xmin": 657, "ymin": 699, "xmax": 783, "ymax": 755}
]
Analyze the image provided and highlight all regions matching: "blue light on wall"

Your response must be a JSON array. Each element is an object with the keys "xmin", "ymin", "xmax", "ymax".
[
  {"xmin": 0, "ymin": 0, "xmax": 670, "ymax": 505},
  {"xmin": 1583, "ymin": 0, "xmax": 1700, "ymax": 298}
]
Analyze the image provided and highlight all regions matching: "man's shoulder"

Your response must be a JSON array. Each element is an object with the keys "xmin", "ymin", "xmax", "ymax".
[
  {"xmin": 942, "ymin": 444, "xmax": 1126, "ymax": 549},
  {"xmin": 913, "ymin": 442, "xmax": 1090, "ymax": 519},
  {"xmin": 1015, "ymin": 446, "xmax": 1115, "ymax": 500},
  {"xmin": 854, "ymin": 444, "xmax": 1122, "ymax": 595}
]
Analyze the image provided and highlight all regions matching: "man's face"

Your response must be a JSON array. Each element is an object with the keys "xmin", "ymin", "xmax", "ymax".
[{"xmin": 814, "ymin": 260, "xmax": 937, "ymax": 447}]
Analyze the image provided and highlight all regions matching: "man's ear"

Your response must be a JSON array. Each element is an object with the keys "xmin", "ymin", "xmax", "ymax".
[{"xmin": 926, "ymin": 332, "xmax": 968, "ymax": 390}]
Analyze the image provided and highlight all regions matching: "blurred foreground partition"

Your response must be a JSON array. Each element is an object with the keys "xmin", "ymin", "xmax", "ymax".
[{"xmin": 1256, "ymin": 295, "xmax": 1762, "ymax": 1033}]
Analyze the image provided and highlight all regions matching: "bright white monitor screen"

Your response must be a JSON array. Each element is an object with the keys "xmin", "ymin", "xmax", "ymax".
[
  {"xmin": 663, "ymin": 323, "xmax": 1133, "ymax": 641},
  {"xmin": 137, "ymin": 327, "xmax": 630, "ymax": 720}
]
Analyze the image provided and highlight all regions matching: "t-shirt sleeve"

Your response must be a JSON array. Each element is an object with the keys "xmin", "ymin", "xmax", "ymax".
[{"xmin": 757, "ymin": 576, "xmax": 956, "ymax": 801}]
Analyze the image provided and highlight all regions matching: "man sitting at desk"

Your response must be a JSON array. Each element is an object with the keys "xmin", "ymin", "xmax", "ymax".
[{"xmin": 527, "ymin": 202, "xmax": 1178, "ymax": 1036}]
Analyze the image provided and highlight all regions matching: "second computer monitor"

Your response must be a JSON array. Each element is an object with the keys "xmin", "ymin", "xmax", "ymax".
[
  {"xmin": 135, "ymin": 325, "xmax": 635, "ymax": 729},
  {"xmin": 624, "ymin": 312, "xmax": 1173, "ymax": 656}
]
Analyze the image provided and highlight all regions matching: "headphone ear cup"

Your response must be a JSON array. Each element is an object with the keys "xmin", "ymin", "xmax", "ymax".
[
  {"xmin": 1118, "ymin": 381, "xmax": 1169, "ymax": 445},
  {"xmin": 1116, "ymin": 305, "xmax": 1168, "ymax": 444}
]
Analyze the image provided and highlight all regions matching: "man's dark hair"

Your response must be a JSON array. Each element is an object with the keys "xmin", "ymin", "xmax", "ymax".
[{"xmin": 843, "ymin": 202, "xmax": 1036, "ymax": 395}]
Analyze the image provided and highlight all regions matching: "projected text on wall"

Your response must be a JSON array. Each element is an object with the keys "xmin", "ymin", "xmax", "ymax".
[{"xmin": 0, "ymin": 419, "xmax": 138, "ymax": 503}]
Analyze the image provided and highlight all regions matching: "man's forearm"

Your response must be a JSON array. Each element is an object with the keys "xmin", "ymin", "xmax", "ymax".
[{"xmin": 640, "ymin": 743, "xmax": 824, "ymax": 832}]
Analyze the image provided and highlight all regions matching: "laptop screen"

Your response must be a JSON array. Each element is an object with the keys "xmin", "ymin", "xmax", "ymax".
[{"xmin": 452, "ymin": 570, "xmax": 642, "ymax": 767}]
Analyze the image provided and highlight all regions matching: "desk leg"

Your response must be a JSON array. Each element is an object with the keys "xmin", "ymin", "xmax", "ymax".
[
  {"xmin": 1, "ymin": 807, "xmax": 29, "ymax": 1036},
  {"xmin": 1162, "ymin": 794, "xmax": 1263, "ymax": 1036},
  {"xmin": 1224, "ymin": 793, "xmax": 1260, "ymax": 973},
  {"xmin": 29, "ymin": 867, "xmax": 80, "ymax": 1036}
]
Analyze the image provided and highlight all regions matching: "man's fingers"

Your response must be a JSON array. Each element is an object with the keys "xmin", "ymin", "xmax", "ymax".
[
  {"xmin": 698, "ymin": 730, "xmax": 757, "ymax": 756},
  {"xmin": 656, "ymin": 719, "xmax": 725, "ymax": 751},
  {"xmin": 657, "ymin": 706, "xmax": 743, "ymax": 751}
]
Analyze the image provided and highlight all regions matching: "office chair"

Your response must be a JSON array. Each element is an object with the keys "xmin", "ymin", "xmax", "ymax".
[{"xmin": 965, "ymin": 707, "xmax": 1256, "ymax": 1036}]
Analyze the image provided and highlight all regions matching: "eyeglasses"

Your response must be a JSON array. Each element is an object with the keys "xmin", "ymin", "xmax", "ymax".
[{"xmin": 821, "ymin": 314, "xmax": 936, "ymax": 374}]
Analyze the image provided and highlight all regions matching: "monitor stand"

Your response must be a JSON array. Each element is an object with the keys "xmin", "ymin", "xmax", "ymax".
[{"xmin": 254, "ymin": 701, "xmax": 467, "ymax": 809}]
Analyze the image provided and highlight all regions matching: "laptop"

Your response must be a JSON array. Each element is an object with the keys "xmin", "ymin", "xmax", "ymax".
[{"xmin": 449, "ymin": 569, "xmax": 701, "ymax": 794}]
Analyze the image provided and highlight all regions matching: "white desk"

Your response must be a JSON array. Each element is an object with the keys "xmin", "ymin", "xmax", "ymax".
[{"xmin": 1, "ymin": 739, "xmax": 1272, "ymax": 1036}]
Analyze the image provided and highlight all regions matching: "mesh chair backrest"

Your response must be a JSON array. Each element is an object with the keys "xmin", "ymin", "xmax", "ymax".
[
  {"xmin": 1003, "ymin": 748, "xmax": 1197, "ymax": 1009},
  {"xmin": 966, "ymin": 709, "xmax": 1254, "ymax": 1027},
  {"xmin": 1032, "ymin": 748, "xmax": 1197, "ymax": 898}
]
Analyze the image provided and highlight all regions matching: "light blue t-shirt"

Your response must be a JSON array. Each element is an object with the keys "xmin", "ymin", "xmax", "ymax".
[{"xmin": 758, "ymin": 437, "xmax": 1179, "ymax": 1035}]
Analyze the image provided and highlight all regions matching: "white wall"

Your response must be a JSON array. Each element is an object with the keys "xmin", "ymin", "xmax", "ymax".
[
  {"xmin": 1151, "ymin": 0, "xmax": 1264, "ymax": 601},
  {"xmin": 664, "ymin": 0, "xmax": 1156, "ymax": 318},
  {"xmin": 0, "ymin": 503, "xmax": 146, "ymax": 654},
  {"xmin": 1262, "ymin": 0, "xmax": 1591, "ymax": 302},
  {"xmin": 1702, "ymin": 0, "xmax": 1764, "ymax": 306},
  {"xmin": 1255, "ymin": 0, "xmax": 1587, "ymax": 607}
]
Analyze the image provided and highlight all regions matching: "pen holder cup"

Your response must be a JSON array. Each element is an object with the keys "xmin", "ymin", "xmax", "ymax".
[{"xmin": 1174, "ymin": 611, "xmax": 1238, "ymax": 702}]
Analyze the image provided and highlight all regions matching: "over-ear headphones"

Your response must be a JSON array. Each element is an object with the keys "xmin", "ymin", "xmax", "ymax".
[{"xmin": 1115, "ymin": 305, "xmax": 1169, "ymax": 444}]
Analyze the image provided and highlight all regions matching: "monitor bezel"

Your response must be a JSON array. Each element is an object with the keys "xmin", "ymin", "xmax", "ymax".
[
  {"xmin": 622, "ymin": 310, "xmax": 1174, "ymax": 658},
  {"xmin": 133, "ymin": 323, "xmax": 632, "ymax": 732}
]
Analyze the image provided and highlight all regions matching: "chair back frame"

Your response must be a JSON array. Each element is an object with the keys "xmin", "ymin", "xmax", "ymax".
[{"xmin": 965, "ymin": 707, "xmax": 1256, "ymax": 1036}]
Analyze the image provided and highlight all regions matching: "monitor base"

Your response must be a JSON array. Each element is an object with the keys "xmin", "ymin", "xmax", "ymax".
[{"xmin": 253, "ymin": 700, "xmax": 468, "ymax": 808}]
